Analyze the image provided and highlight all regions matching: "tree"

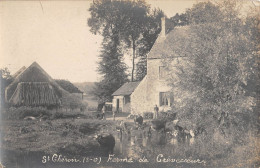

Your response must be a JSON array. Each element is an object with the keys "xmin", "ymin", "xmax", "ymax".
[
  {"xmin": 168, "ymin": 1, "xmax": 223, "ymax": 30},
  {"xmin": 186, "ymin": 1, "xmax": 223, "ymax": 24},
  {"xmin": 167, "ymin": 13, "xmax": 189, "ymax": 32},
  {"xmin": 92, "ymin": 33, "xmax": 129, "ymax": 104},
  {"xmin": 163, "ymin": 1, "xmax": 258, "ymax": 140},
  {"xmin": 136, "ymin": 8, "xmax": 164, "ymax": 81},
  {"xmin": 0, "ymin": 67, "xmax": 13, "ymax": 108},
  {"xmin": 55, "ymin": 79, "xmax": 82, "ymax": 93},
  {"xmin": 119, "ymin": 0, "xmax": 150, "ymax": 81},
  {"xmin": 88, "ymin": 0, "xmax": 163, "ymax": 81}
]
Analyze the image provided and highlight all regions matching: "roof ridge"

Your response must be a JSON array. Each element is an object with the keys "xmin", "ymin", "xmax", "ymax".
[{"xmin": 5, "ymin": 61, "xmax": 69, "ymax": 101}]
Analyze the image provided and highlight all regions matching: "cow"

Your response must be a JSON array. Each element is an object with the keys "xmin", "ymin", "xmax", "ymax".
[
  {"xmin": 116, "ymin": 121, "xmax": 129, "ymax": 136},
  {"xmin": 96, "ymin": 134, "xmax": 115, "ymax": 154},
  {"xmin": 134, "ymin": 115, "xmax": 143, "ymax": 127},
  {"xmin": 194, "ymin": 127, "xmax": 207, "ymax": 136},
  {"xmin": 150, "ymin": 120, "xmax": 166, "ymax": 132}
]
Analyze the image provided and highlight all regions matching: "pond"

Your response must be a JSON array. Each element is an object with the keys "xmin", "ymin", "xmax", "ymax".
[
  {"xmin": 112, "ymin": 129, "xmax": 196, "ymax": 162},
  {"xmin": 1, "ymin": 123, "xmax": 207, "ymax": 168}
]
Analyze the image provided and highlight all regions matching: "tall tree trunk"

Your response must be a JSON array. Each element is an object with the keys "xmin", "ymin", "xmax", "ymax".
[{"xmin": 131, "ymin": 40, "xmax": 135, "ymax": 82}]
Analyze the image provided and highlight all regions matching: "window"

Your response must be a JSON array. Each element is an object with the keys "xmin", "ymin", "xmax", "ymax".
[
  {"xmin": 159, "ymin": 66, "xmax": 168, "ymax": 79},
  {"xmin": 159, "ymin": 92, "xmax": 173, "ymax": 106},
  {"xmin": 124, "ymin": 95, "xmax": 130, "ymax": 104}
]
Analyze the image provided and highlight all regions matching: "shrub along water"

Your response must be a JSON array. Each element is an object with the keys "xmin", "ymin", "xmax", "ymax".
[{"xmin": 5, "ymin": 106, "xmax": 51, "ymax": 120}]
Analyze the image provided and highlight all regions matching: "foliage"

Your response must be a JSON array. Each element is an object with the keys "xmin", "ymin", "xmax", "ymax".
[
  {"xmin": 143, "ymin": 112, "xmax": 153, "ymax": 119},
  {"xmin": 186, "ymin": 1, "xmax": 223, "ymax": 24},
  {"xmin": 159, "ymin": 111, "xmax": 177, "ymax": 121},
  {"xmin": 91, "ymin": 33, "xmax": 129, "ymax": 104},
  {"xmin": 135, "ymin": 56, "xmax": 147, "ymax": 81},
  {"xmin": 136, "ymin": 8, "xmax": 164, "ymax": 81},
  {"xmin": 167, "ymin": 13, "xmax": 189, "ymax": 32},
  {"xmin": 5, "ymin": 106, "xmax": 51, "ymax": 120},
  {"xmin": 62, "ymin": 94, "xmax": 87, "ymax": 111},
  {"xmin": 88, "ymin": 0, "xmax": 163, "ymax": 81},
  {"xmin": 0, "ymin": 67, "xmax": 13, "ymax": 108},
  {"xmin": 168, "ymin": 1, "xmax": 223, "ymax": 30},
  {"xmin": 0, "ymin": 67, "xmax": 12, "ymax": 80},
  {"xmin": 163, "ymin": 1, "xmax": 259, "ymax": 139},
  {"xmin": 50, "ymin": 111, "xmax": 92, "ymax": 120},
  {"xmin": 55, "ymin": 79, "xmax": 82, "ymax": 93}
]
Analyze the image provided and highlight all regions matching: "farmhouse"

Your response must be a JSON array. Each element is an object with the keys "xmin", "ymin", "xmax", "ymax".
[
  {"xmin": 131, "ymin": 17, "xmax": 188, "ymax": 114},
  {"xmin": 112, "ymin": 81, "xmax": 140, "ymax": 113},
  {"xmin": 5, "ymin": 62, "xmax": 71, "ymax": 107}
]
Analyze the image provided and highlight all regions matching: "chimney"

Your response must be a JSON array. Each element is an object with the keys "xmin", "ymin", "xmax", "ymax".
[{"xmin": 161, "ymin": 17, "xmax": 166, "ymax": 37}]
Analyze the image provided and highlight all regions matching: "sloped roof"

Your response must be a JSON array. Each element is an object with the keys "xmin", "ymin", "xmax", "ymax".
[
  {"xmin": 112, "ymin": 82, "xmax": 140, "ymax": 96},
  {"xmin": 12, "ymin": 66, "xmax": 26, "ymax": 79},
  {"xmin": 148, "ymin": 26, "xmax": 191, "ymax": 59},
  {"xmin": 5, "ymin": 62, "xmax": 69, "ymax": 102}
]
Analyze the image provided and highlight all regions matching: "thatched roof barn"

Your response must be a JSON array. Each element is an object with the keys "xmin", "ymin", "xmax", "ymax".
[
  {"xmin": 9, "ymin": 82, "xmax": 60, "ymax": 106},
  {"xmin": 5, "ymin": 62, "xmax": 69, "ymax": 107}
]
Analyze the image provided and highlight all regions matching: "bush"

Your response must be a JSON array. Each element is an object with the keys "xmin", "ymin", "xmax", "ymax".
[
  {"xmin": 80, "ymin": 101, "xmax": 88, "ymax": 112},
  {"xmin": 143, "ymin": 112, "xmax": 153, "ymax": 119},
  {"xmin": 5, "ymin": 106, "xmax": 51, "ymax": 120},
  {"xmin": 50, "ymin": 112, "xmax": 64, "ymax": 120},
  {"xmin": 50, "ymin": 111, "xmax": 94, "ymax": 120},
  {"xmin": 159, "ymin": 111, "xmax": 177, "ymax": 121},
  {"xmin": 58, "ymin": 143, "xmax": 88, "ymax": 156},
  {"xmin": 79, "ymin": 123, "xmax": 99, "ymax": 135},
  {"xmin": 62, "ymin": 94, "xmax": 87, "ymax": 111},
  {"xmin": 87, "ymin": 106, "xmax": 98, "ymax": 112}
]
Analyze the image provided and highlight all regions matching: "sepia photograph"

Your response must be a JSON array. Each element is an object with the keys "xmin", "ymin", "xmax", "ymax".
[{"xmin": 0, "ymin": 0, "xmax": 259, "ymax": 167}]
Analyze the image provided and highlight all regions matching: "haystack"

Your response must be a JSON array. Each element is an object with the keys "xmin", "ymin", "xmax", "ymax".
[
  {"xmin": 9, "ymin": 82, "xmax": 60, "ymax": 106},
  {"xmin": 5, "ymin": 62, "xmax": 70, "ymax": 107}
]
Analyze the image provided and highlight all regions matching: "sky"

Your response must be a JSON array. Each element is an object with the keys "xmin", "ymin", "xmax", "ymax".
[{"xmin": 0, "ymin": 0, "xmax": 256, "ymax": 82}]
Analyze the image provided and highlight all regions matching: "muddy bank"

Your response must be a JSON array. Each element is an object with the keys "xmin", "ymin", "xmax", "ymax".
[{"xmin": 0, "ymin": 118, "xmax": 116, "ymax": 167}]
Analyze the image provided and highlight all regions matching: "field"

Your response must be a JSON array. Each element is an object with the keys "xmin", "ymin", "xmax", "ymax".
[{"xmin": 73, "ymin": 82, "xmax": 99, "ymax": 111}]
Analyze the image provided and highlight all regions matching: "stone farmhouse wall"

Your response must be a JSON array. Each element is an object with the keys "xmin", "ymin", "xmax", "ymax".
[
  {"xmin": 131, "ymin": 76, "xmax": 148, "ymax": 114},
  {"xmin": 131, "ymin": 59, "xmax": 172, "ymax": 115},
  {"xmin": 112, "ymin": 95, "xmax": 130, "ymax": 113}
]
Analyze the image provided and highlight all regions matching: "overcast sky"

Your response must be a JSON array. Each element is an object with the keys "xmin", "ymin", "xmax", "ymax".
[{"xmin": 0, "ymin": 0, "xmax": 254, "ymax": 82}]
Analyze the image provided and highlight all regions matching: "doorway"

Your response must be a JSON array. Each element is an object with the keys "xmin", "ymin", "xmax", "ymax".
[{"xmin": 116, "ymin": 99, "xmax": 120, "ymax": 112}]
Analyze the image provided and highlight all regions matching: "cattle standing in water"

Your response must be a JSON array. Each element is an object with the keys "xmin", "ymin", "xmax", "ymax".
[
  {"xmin": 116, "ymin": 125, "xmax": 123, "ymax": 136},
  {"xmin": 174, "ymin": 124, "xmax": 193, "ymax": 141},
  {"xmin": 183, "ymin": 129, "xmax": 192, "ymax": 139},
  {"xmin": 194, "ymin": 127, "xmax": 207, "ymax": 136},
  {"xmin": 96, "ymin": 134, "xmax": 115, "ymax": 154},
  {"xmin": 150, "ymin": 120, "xmax": 166, "ymax": 133},
  {"xmin": 116, "ymin": 121, "xmax": 129, "ymax": 136},
  {"xmin": 96, "ymin": 113, "xmax": 102, "ymax": 120},
  {"xmin": 134, "ymin": 115, "xmax": 143, "ymax": 127}
]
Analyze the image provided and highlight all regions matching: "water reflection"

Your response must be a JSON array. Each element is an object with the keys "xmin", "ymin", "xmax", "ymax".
[
  {"xmin": 114, "ymin": 130, "xmax": 195, "ymax": 161},
  {"xmin": 169, "ymin": 138, "xmax": 178, "ymax": 145}
]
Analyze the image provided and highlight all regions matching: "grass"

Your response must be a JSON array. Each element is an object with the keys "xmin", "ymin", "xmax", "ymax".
[
  {"xmin": 1, "ymin": 116, "xmax": 114, "ymax": 155},
  {"xmin": 82, "ymin": 95, "xmax": 98, "ymax": 111},
  {"xmin": 1, "ymin": 108, "xmax": 258, "ymax": 168}
]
